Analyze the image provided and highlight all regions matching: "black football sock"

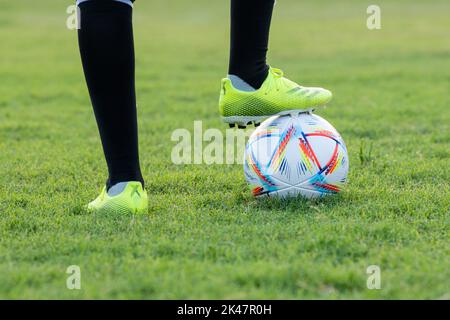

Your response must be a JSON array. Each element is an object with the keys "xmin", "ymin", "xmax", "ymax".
[
  {"xmin": 77, "ymin": 0, "xmax": 144, "ymax": 190},
  {"xmin": 228, "ymin": 0, "xmax": 275, "ymax": 89}
]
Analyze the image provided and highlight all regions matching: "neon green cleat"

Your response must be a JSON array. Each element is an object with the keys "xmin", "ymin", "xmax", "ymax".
[
  {"xmin": 219, "ymin": 67, "xmax": 332, "ymax": 127},
  {"xmin": 87, "ymin": 182, "xmax": 148, "ymax": 214}
]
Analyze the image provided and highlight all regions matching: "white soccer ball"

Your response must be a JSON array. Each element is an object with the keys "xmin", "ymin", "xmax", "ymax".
[{"xmin": 244, "ymin": 113, "xmax": 349, "ymax": 198}]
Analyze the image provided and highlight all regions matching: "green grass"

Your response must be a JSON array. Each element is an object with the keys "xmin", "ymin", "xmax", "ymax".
[{"xmin": 0, "ymin": 0, "xmax": 449, "ymax": 299}]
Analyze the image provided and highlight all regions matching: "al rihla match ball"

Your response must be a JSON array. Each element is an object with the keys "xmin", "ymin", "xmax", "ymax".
[{"xmin": 244, "ymin": 113, "xmax": 349, "ymax": 198}]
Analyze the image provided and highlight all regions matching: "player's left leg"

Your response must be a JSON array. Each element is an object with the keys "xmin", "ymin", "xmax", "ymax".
[
  {"xmin": 77, "ymin": 0, "xmax": 148, "ymax": 214},
  {"xmin": 220, "ymin": 0, "xmax": 333, "ymax": 128}
]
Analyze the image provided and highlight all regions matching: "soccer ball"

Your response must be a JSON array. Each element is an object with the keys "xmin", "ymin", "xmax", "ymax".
[{"xmin": 244, "ymin": 113, "xmax": 349, "ymax": 198}]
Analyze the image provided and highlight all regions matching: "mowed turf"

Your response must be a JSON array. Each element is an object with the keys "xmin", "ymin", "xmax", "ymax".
[{"xmin": 0, "ymin": 0, "xmax": 449, "ymax": 299}]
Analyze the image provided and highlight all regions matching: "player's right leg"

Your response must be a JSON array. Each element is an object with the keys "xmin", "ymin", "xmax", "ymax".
[
  {"xmin": 77, "ymin": 0, "xmax": 148, "ymax": 214},
  {"xmin": 220, "ymin": 0, "xmax": 332, "ymax": 128}
]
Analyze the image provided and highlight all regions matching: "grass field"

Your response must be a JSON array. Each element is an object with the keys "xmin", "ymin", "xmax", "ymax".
[{"xmin": 0, "ymin": 0, "xmax": 449, "ymax": 299}]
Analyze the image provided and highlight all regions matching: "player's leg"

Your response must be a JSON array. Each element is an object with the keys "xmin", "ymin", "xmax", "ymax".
[
  {"xmin": 220, "ymin": 0, "xmax": 333, "ymax": 127},
  {"xmin": 228, "ymin": 0, "xmax": 274, "ymax": 90},
  {"xmin": 77, "ymin": 0, "xmax": 148, "ymax": 214}
]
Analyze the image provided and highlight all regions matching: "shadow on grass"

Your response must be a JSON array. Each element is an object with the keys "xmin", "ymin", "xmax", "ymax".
[
  {"xmin": 250, "ymin": 193, "xmax": 345, "ymax": 213},
  {"xmin": 68, "ymin": 203, "xmax": 152, "ymax": 228}
]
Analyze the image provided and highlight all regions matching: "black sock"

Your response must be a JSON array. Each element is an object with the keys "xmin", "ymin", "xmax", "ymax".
[
  {"xmin": 78, "ymin": 0, "xmax": 144, "ymax": 190},
  {"xmin": 228, "ymin": 0, "xmax": 275, "ymax": 89}
]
